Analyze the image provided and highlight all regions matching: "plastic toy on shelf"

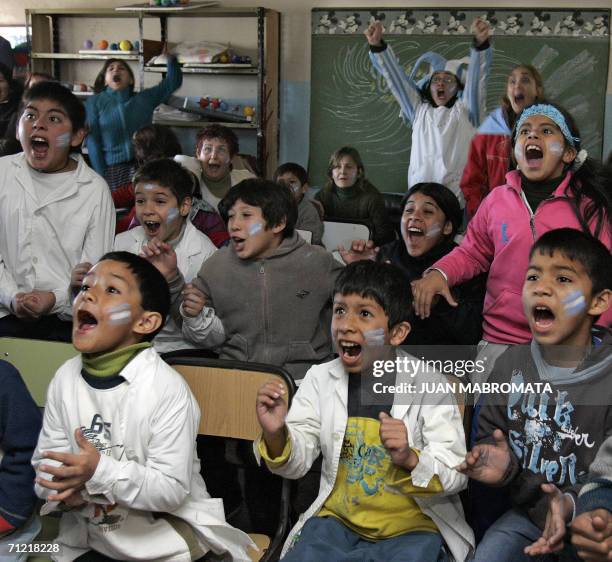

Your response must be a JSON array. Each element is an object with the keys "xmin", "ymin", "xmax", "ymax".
[
  {"xmin": 163, "ymin": 94, "xmax": 256, "ymax": 124},
  {"xmin": 78, "ymin": 38, "xmax": 139, "ymax": 55}
]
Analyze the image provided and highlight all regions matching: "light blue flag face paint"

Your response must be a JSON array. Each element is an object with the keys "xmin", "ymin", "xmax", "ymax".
[
  {"xmin": 364, "ymin": 327, "xmax": 386, "ymax": 347},
  {"xmin": 56, "ymin": 132, "xmax": 72, "ymax": 148},
  {"xmin": 249, "ymin": 222, "xmax": 263, "ymax": 236},
  {"xmin": 548, "ymin": 141, "xmax": 564, "ymax": 156},
  {"xmin": 166, "ymin": 207, "xmax": 179, "ymax": 223},
  {"xmin": 514, "ymin": 143, "xmax": 524, "ymax": 163},
  {"xmin": 563, "ymin": 290, "xmax": 586, "ymax": 317},
  {"xmin": 426, "ymin": 224, "xmax": 442, "ymax": 239},
  {"xmin": 143, "ymin": 183, "xmax": 156, "ymax": 191},
  {"xmin": 107, "ymin": 302, "xmax": 132, "ymax": 325}
]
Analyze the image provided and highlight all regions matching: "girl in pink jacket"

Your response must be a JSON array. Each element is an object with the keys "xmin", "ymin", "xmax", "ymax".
[{"xmin": 412, "ymin": 102, "xmax": 612, "ymax": 345}]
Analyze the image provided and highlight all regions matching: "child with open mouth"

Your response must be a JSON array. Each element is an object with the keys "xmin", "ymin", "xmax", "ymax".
[
  {"xmin": 72, "ymin": 159, "xmax": 217, "ymax": 353},
  {"xmin": 459, "ymin": 228, "xmax": 612, "ymax": 562},
  {"xmin": 0, "ymin": 82, "xmax": 114, "ymax": 341},
  {"xmin": 340, "ymin": 182, "xmax": 485, "ymax": 346},
  {"xmin": 86, "ymin": 55, "xmax": 182, "ymax": 191},
  {"xmin": 411, "ymin": 102, "xmax": 612, "ymax": 383},
  {"xmin": 365, "ymin": 17, "xmax": 492, "ymax": 207},
  {"xmin": 461, "ymin": 64, "xmax": 545, "ymax": 217},
  {"xmin": 34, "ymin": 252, "xmax": 253, "ymax": 561}
]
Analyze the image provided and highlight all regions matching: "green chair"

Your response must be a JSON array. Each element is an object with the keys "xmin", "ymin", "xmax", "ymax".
[{"xmin": 0, "ymin": 337, "xmax": 77, "ymax": 407}]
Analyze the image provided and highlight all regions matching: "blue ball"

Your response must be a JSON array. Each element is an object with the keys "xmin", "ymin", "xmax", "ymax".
[
  {"xmin": 220, "ymin": 102, "xmax": 228, "ymax": 111},
  {"xmin": 133, "ymin": 40, "xmax": 140, "ymax": 50},
  {"xmin": 110, "ymin": 43, "xmax": 119, "ymax": 50}
]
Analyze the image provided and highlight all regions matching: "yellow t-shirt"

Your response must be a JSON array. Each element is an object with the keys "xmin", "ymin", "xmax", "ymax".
[{"xmin": 260, "ymin": 373, "xmax": 443, "ymax": 540}]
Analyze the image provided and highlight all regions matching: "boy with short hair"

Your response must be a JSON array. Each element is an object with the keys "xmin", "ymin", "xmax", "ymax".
[
  {"xmin": 274, "ymin": 162, "xmax": 324, "ymax": 245},
  {"xmin": 33, "ymin": 251, "xmax": 253, "ymax": 561},
  {"xmin": 0, "ymin": 81, "xmax": 114, "ymax": 341},
  {"xmin": 255, "ymin": 260, "xmax": 473, "ymax": 561},
  {"xmin": 145, "ymin": 178, "xmax": 343, "ymax": 383},
  {"xmin": 73, "ymin": 158, "xmax": 217, "ymax": 353},
  {"xmin": 175, "ymin": 124, "xmax": 255, "ymax": 210},
  {"xmin": 458, "ymin": 228, "xmax": 612, "ymax": 562}
]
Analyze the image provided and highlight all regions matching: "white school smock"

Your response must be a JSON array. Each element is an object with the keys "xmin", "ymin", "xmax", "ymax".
[
  {"xmin": 32, "ymin": 347, "xmax": 254, "ymax": 561},
  {"xmin": 254, "ymin": 352, "xmax": 475, "ymax": 562},
  {"xmin": 113, "ymin": 221, "xmax": 217, "ymax": 352},
  {"xmin": 0, "ymin": 153, "xmax": 114, "ymax": 319}
]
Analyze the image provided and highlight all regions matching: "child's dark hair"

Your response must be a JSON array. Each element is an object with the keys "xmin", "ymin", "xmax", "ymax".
[
  {"xmin": 219, "ymin": 178, "xmax": 297, "ymax": 239},
  {"xmin": 0, "ymin": 62, "xmax": 22, "ymax": 104},
  {"xmin": 334, "ymin": 261, "xmax": 412, "ymax": 328},
  {"xmin": 402, "ymin": 182, "xmax": 462, "ymax": 240},
  {"xmin": 93, "ymin": 59, "xmax": 135, "ymax": 94},
  {"xmin": 501, "ymin": 64, "xmax": 544, "ymax": 129},
  {"xmin": 530, "ymin": 228, "xmax": 611, "ymax": 297},
  {"xmin": 512, "ymin": 101, "xmax": 612, "ymax": 239},
  {"xmin": 133, "ymin": 159, "xmax": 194, "ymax": 204},
  {"xmin": 24, "ymin": 72, "xmax": 56, "ymax": 90},
  {"xmin": 0, "ymin": 138, "xmax": 21, "ymax": 157},
  {"xmin": 274, "ymin": 162, "xmax": 308, "ymax": 186},
  {"xmin": 420, "ymin": 71, "xmax": 463, "ymax": 108},
  {"xmin": 22, "ymin": 81, "xmax": 86, "ymax": 133},
  {"xmin": 99, "ymin": 251, "xmax": 170, "ymax": 341},
  {"xmin": 324, "ymin": 146, "xmax": 365, "ymax": 193},
  {"xmin": 132, "ymin": 125, "xmax": 182, "ymax": 166},
  {"xmin": 195, "ymin": 124, "xmax": 239, "ymax": 157}
]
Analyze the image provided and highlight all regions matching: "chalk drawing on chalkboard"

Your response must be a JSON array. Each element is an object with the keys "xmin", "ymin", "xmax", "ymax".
[
  {"xmin": 532, "ymin": 45, "xmax": 559, "ymax": 71},
  {"xmin": 544, "ymin": 51, "xmax": 597, "ymax": 100}
]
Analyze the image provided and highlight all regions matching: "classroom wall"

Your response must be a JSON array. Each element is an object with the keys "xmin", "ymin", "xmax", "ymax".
[{"xmin": 3, "ymin": 0, "xmax": 612, "ymax": 169}]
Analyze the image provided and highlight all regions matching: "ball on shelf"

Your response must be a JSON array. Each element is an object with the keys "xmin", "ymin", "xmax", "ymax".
[
  {"xmin": 219, "ymin": 54, "xmax": 229, "ymax": 64},
  {"xmin": 110, "ymin": 43, "xmax": 119, "ymax": 51},
  {"xmin": 83, "ymin": 40, "xmax": 93, "ymax": 49},
  {"xmin": 219, "ymin": 102, "xmax": 228, "ymax": 111},
  {"xmin": 243, "ymin": 106, "xmax": 255, "ymax": 117},
  {"xmin": 119, "ymin": 40, "xmax": 133, "ymax": 52},
  {"xmin": 133, "ymin": 41, "xmax": 140, "ymax": 50},
  {"xmin": 98, "ymin": 40, "xmax": 109, "ymax": 50},
  {"xmin": 199, "ymin": 97, "xmax": 210, "ymax": 108}
]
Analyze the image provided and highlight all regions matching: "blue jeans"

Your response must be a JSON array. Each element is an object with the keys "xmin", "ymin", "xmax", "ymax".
[
  {"xmin": 473, "ymin": 509, "xmax": 579, "ymax": 562},
  {"xmin": 282, "ymin": 516, "xmax": 446, "ymax": 562}
]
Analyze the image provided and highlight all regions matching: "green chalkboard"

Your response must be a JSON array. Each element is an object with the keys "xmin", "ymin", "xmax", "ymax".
[{"xmin": 309, "ymin": 8, "xmax": 610, "ymax": 193}]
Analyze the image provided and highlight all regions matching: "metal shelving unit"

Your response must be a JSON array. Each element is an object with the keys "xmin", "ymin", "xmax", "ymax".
[{"xmin": 26, "ymin": 6, "xmax": 280, "ymax": 176}]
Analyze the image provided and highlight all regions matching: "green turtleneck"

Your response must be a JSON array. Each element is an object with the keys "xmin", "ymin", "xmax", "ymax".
[
  {"xmin": 203, "ymin": 172, "xmax": 232, "ymax": 200},
  {"xmin": 82, "ymin": 342, "xmax": 151, "ymax": 377}
]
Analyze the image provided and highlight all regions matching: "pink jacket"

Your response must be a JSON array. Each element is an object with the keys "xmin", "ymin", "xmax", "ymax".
[{"xmin": 435, "ymin": 170, "xmax": 612, "ymax": 344}]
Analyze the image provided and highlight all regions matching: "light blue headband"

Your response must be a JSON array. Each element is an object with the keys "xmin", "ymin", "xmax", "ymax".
[{"xmin": 514, "ymin": 104, "xmax": 580, "ymax": 148}]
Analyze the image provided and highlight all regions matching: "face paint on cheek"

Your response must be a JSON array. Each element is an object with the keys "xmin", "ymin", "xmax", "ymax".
[
  {"xmin": 364, "ymin": 328, "xmax": 386, "ymax": 347},
  {"xmin": 447, "ymin": 83, "xmax": 458, "ymax": 98},
  {"xmin": 249, "ymin": 223, "xmax": 263, "ymax": 236},
  {"xmin": 425, "ymin": 224, "xmax": 442, "ymax": 239},
  {"xmin": 56, "ymin": 132, "xmax": 71, "ymax": 148},
  {"xmin": 107, "ymin": 302, "xmax": 132, "ymax": 325},
  {"xmin": 166, "ymin": 207, "xmax": 179, "ymax": 223},
  {"xmin": 562, "ymin": 290, "xmax": 586, "ymax": 317},
  {"xmin": 548, "ymin": 141, "xmax": 564, "ymax": 156},
  {"xmin": 514, "ymin": 143, "xmax": 524, "ymax": 163}
]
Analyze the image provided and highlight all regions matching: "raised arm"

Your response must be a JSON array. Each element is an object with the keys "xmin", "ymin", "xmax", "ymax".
[
  {"xmin": 365, "ymin": 21, "xmax": 422, "ymax": 124},
  {"xmin": 462, "ymin": 18, "xmax": 493, "ymax": 128},
  {"xmin": 85, "ymin": 96, "xmax": 106, "ymax": 176}
]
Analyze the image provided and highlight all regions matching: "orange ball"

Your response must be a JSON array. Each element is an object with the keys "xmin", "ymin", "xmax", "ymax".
[{"xmin": 98, "ymin": 40, "xmax": 109, "ymax": 50}]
